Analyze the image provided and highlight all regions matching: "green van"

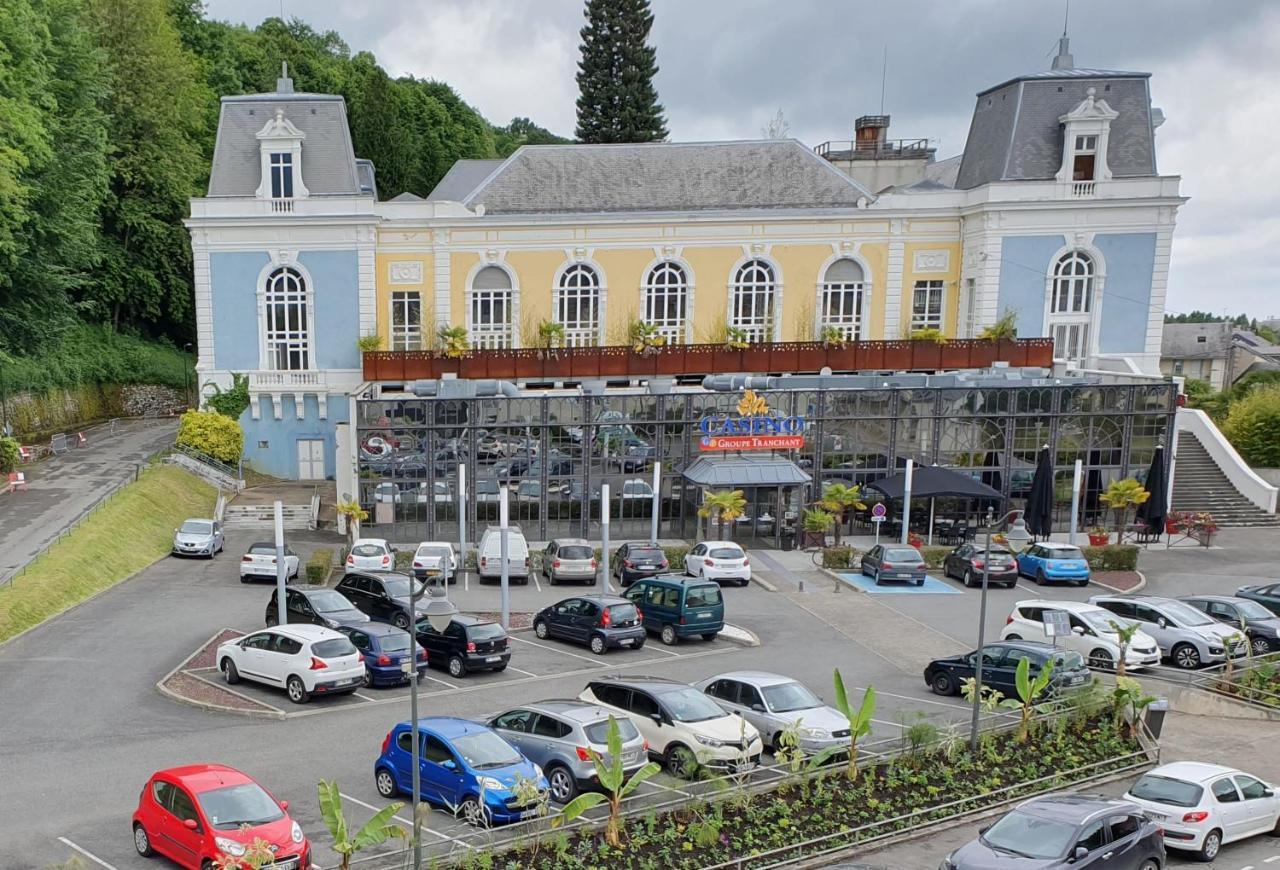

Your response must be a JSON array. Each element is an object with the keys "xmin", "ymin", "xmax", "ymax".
[{"xmin": 623, "ymin": 575, "xmax": 724, "ymax": 645}]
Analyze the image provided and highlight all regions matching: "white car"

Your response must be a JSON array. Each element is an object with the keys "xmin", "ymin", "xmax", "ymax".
[
  {"xmin": 346, "ymin": 538, "xmax": 393, "ymax": 572},
  {"xmin": 411, "ymin": 541, "xmax": 456, "ymax": 584},
  {"xmin": 238, "ymin": 542, "xmax": 300, "ymax": 582},
  {"xmin": 216, "ymin": 625, "xmax": 365, "ymax": 705},
  {"xmin": 580, "ymin": 676, "xmax": 762, "ymax": 777},
  {"xmin": 1125, "ymin": 762, "xmax": 1280, "ymax": 862},
  {"xmin": 684, "ymin": 541, "xmax": 751, "ymax": 587},
  {"xmin": 694, "ymin": 671, "xmax": 848, "ymax": 754},
  {"xmin": 1001, "ymin": 599, "xmax": 1162, "ymax": 671}
]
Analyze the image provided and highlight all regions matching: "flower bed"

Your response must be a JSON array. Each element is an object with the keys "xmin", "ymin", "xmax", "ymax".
[{"xmin": 448, "ymin": 712, "xmax": 1148, "ymax": 870}]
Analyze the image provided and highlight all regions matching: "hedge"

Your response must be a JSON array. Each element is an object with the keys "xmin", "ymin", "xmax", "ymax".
[
  {"xmin": 305, "ymin": 549, "xmax": 334, "ymax": 583},
  {"xmin": 176, "ymin": 410, "xmax": 243, "ymax": 465},
  {"xmin": 1081, "ymin": 544, "xmax": 1139, "ymax": 571},
  {"xmin": 394, "ymin": 549, "xmax": 414, "ymax": 571}
]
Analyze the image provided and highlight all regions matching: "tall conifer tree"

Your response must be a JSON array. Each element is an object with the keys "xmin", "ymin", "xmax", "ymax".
[{"xmin": 574, "ymin": 0, "xmax": 667, "ymax": 143}]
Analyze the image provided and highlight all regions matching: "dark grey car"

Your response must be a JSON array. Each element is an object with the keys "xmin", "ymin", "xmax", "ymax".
[
  {"xmin": 941, "ymin": 794, "xmax": 1163, "ymax": 870},
  {"xmin": 861, "ymin": 544, "xmax": 927, "ymax": 586},
  {"xmin": 488, "ymin": 700, "xmax": 648, "ymax": 803},
  {"xmin": 1183, "ymin": 595, "xmax": 1280, "ymax": 656},
  {"xmin": 533, "ymin": 596, "xmax": 646, "ymax": 655}
]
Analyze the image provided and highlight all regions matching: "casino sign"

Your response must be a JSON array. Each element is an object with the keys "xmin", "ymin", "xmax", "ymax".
[{"xmin": 698, "ymin": 390, "xmax": 806, "ymax": 452}]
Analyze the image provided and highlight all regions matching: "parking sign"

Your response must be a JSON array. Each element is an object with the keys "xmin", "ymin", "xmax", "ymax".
[{"xmin": 1042, "ymin": 610, "xmax": 1070, "ymax": 638}]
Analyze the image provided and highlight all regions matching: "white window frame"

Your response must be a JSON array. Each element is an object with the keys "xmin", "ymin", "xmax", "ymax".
[
  {"xmin": 262, "ymin": 266, "xmax": 311, "ymax": 371},
  {"xmin": 269, "ymin": 152, "xmax": 294, "ymax": 200},
  {"xmin": 390, "ymin": 290, "xmax": 422, "ymax": 351},
  {"xmin": 466, "ymin": 265, "xmax": 516, "ymax": 349},
  {"xmin": 642, "ymin": 261, "xmax": 690, "ymax": 343},
  {"xmin": 818, "ymin": 259, "xmax": 867, "ymax": 341},
  {"xmin": 730, "ymin": 259, "xmax": 777, "ymax": 343},
  {"xmin": 555, "ymin": 264, "xmax": 602, "ymax": 347},
  {"xmin": 1046, "ymin": 250, "xmax": 1102, "ymax": 362},
  {"xmin": 909, "ymin": 280, "xmax": 945, "ymax": 332}
]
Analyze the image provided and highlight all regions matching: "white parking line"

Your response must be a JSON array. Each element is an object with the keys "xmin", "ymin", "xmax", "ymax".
[
  {"xmin": 417, "ymin": 672, "xmax": 463, "ymax": 690},
  {"xmin": 352, "ymin": 692, "xmax": 378, "ymax": 702},
  {"xmin": 1016, "ymin": 583, "xmax": 1038, "ymax": 592},
  {"xmin": 339, "ymin": 792, "xmax": 472, "ymax": 848},
  {"xmin": 641, "ymin": 643, "xmax": 680, "ymax": 657},
  {"xmin": 509, "ymin": 634, "xmax": 608, "ymax": 665},
  {"xmin": 531, "ymin": 572, "xmax": 543, "ymax": 593},
  {"xmin": 57, "ymin": 838, "xmax": 119, "ymax": 870},
  {"xmin": 506, "ymin": 665, "xmax": 538, "ymax": 678},
  {"xmin": 1263, "ymin": 856, "xmax": 1280, "ymax": 863}
]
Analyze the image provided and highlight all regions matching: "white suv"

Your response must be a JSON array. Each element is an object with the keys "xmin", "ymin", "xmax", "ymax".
[
  {"xmin": 580, "ymin": 676, "xmax": 762, "ymax": 777},
  {"xmin": 1001, "ymin": 599, "xmax": 1161, "ymax": 671},
  {"xmin": 684, "ymin": 542, "xmax": 751, "ymax": 586},
  {"xmin": 217, "ymin": 625, "xmax": 365, "ymax": 704}
]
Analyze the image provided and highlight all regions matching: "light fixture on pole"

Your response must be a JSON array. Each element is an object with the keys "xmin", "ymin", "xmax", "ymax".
[
  {"xmin": 409, "ymin": 584, "xmax": 455, "ymax": 869},
  {"xmin": 969, "ymin": 508, "xmax": 1032, "ymax": 751}
]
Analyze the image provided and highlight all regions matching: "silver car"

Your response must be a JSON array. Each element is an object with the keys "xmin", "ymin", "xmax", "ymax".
[
  {"xmin": 1090, "ymin": 594, "xmax": 1248, "ymax": 669},
  {"xmin": 542, "ymin": 539, "xmax": 598, "ymax": 586},
  {"xmin": 487, "ymin": 699, "xmax": 648, "ymax": 803},
  {"xmin": 695, "ymin": 671, "xmax": 849, "ymax": 754},
  {"xmin": 172, "ymin": 518, "xmax": 224, "ymax": 558}
]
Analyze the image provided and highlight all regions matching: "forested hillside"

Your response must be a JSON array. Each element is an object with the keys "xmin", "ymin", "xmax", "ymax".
[{"xmin": 0, "ymin": 0, "xmax": 565, "ymax": 376}]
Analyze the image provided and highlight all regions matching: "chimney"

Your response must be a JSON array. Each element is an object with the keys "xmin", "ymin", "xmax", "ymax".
[
  {"xmin": 276, "ymin": 61, "xmax": 294, "ymax": 94},
  {"xmin": 854, "ymin": 115, "xmax": 890, "ymax": 153}
]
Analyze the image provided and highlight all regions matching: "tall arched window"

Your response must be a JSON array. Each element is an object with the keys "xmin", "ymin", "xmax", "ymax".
[
  {"xmin": 731, "ymin": 259, "xmax": 776, "ymax": 343},
  {"xmin": 819, "ymin": 259, "xmax": 866, "ymax": 340},
  {"xmin": 643, "ymin": 262, "xmax": 688, "ymax": 343},
  {"xmin": 469, "ymin": 265, "xmax": 514, "ymax": 349},
  {"xmin": 556, "ymin": 263, "xmax": 601, "ymax": 347},
  {"xmin": 1049, "ymin": 252, "xmax": 1095, "ymax": 361},
  {"xmin": 263, "ymin": 266, "xmax": 310, "ymax": 370}
]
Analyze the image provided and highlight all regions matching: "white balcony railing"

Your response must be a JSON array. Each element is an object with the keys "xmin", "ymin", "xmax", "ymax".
[
  {"xmin": 249, "ymin": 370, "xmax": 324, "ymax": 389},
  {"xmin": 269, "ymin": 198, "xmax": 295, "ymax": 213},
  {"xmin": 1070, "ymin": 181, "xmax": 1097, "ymax": 197}
]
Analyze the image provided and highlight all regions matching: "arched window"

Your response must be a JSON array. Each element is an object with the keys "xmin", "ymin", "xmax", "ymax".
[
  {"xmin": 263, "ymin": 267, "xmax": 310, "ymax": 370},
  {"xmin": 556, "ymin": 264, "xmax": 602, "ymax": 347},
  {"xmin": 643, "ymin": 262, "xmax": 688, "ymax": 343},
  {"xmin": 730, "ymin": 259, "xmax": 776, "ymax": 343},
  {"xmin": 1049, "ymin": 252, "xmax": 1095, "ymax": 361},
  {"xmin": 469, "ymin": 265, "xmax": 514, "ymax": 349},
  {"xmin": 819, "ymin": 259, "xmax": 866, "ymax": 340}
]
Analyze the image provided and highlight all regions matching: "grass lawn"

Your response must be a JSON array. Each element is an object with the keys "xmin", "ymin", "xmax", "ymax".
[{"xmin": 0, "ymin": 465, "xmax": 214, "ymax": 643}]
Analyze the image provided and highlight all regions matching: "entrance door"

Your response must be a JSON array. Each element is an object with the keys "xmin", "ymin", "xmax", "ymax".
[{"xmin": 297, "ymin": 439, "xmax": 325, "ymax": 479}]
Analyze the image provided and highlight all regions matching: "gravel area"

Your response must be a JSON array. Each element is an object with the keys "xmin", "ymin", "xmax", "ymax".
[
  {"xmin": 161, "ymin": 671, "xmax": 278, "ymax": 714},
  {"xmin": 465, "ymin": 611, "xmax": 534, "ymax": 629},
  {"xmin": 1092, "ymin": 570, "xmax": 1142, "ymax": 592},
  {"xmin": 186, "ymin": 628, "xmax": 245, "ymax": 669}
]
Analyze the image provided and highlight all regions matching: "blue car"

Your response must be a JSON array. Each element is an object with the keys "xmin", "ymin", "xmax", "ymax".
[
  {"xmin": 374, "ymin": 717, "xmax": 549, "ymax": 825},
  {"xmin": 1017, "ymin": 543, "xmax": 1091, "ymax": 586},
  {"xmin": 339, "ymin": 623, "xmax": 428, "ymax": 688}
]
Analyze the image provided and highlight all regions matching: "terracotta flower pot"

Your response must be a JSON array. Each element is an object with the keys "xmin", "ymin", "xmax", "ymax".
[{"xmin": 1088, "ymin": 533, "xmax": 1110, "ymax": 546}]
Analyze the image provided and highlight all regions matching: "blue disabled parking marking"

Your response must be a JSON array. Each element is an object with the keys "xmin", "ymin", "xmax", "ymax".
[{"xmin": 836, "ymin": 572, "xmax": 963, "ymax": 594}]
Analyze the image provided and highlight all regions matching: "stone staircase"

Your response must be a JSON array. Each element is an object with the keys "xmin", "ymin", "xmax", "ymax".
[
  {"xmin": 1172, "ymin": 437, "xmax": 1280, "ymax": 527},
  {"xmin": 223, "ymin": 502, "xmax": 315, "ymax": 531}
]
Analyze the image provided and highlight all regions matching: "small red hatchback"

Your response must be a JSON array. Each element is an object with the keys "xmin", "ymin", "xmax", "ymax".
[{"xmin": 131, "ymin": 764, "xmax": 309, "ymax": 869}]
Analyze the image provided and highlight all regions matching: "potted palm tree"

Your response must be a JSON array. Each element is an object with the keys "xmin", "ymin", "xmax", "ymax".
[
  {"xmin": 802, "ymin": 507, "xmax": 835, "ymax": 549},
  {"xmin": 1099, "ymin": 478, "xmax": 1151, "ymax": 542},
  {"xmin": 436, "ymin": 325, "xmax": 469, "ymax": 359},
  {"xmin": 698, "ymin": 489, "xmax": 746, "ymax": 541}
]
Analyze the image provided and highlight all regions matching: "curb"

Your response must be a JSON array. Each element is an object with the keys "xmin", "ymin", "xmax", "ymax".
[
  {"xmin": 751, "ymin": 574, "xmax": 779, "ymax": 593},
  {"xmin": 1091, "ymin": 569, "xmax": 1146, "ymax": 595},
  {"xmin": 720, "ymin": 623, "xmax": 761, "ymax": 647}
]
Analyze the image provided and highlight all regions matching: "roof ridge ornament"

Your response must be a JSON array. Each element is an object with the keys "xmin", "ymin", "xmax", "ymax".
[{"xmin": 276, "ymin": 60, "xmax": 294, "ymax": 94}]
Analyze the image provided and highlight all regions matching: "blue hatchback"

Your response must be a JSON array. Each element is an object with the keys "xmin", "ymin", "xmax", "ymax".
[
  {"xmin": 339, "ymin": 623, "xmax": 428, "ymax": 687},
  {"xmin": 374, "ymin": 717, "xmax": 549, "ymax": 825},
  {"xmin": 1017, "ymin": 543, "xmax": 1091, "ymax": 586}
]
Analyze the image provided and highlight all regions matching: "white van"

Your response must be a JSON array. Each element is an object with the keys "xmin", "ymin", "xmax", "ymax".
[{"xmin": 477, "ymin": 525, "xmax": 530, "ymax": 583}]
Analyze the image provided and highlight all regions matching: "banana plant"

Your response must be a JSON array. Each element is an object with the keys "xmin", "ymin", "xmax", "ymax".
[
  {"xmin": 998, "ymin": 656, "xmax": 1055, "ymax": 742},
  {"xmin": 1111, "ymin": 676, "xmax": 1158, "ymax": 738},
  {"xmin": 317, "ymin": 779, "xmax": 408, "ymax": 870},
  {"xmin": 961, "ymin": 676, "xmax": 1005, "ymax": 713},
  {"xmin": 1108, "ymin": 619, "xmax": 1141, "ymax": 676},
  {"xmin": 815, "ymin": 669, "xmax": 876, "ymax": 781},
  {"xmin": 552, "ymin": 716, "xmax": 661, "ymax": 848}
]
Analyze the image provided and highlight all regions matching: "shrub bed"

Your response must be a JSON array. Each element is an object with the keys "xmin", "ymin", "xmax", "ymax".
[
  {"xmin": 305, "ymin": 549, "xmax": 333, "ymax": 584},
  {"xmin": 820, "ymin": 546, "xmax": 857, "ymax": 569},
  {"xmin": 466, "ymin": 712, "xmax": 1144, "ymax": 870},
  {"xmin": 1081, "ymin": 544, "xmax": 1139, "ymax": 571}
]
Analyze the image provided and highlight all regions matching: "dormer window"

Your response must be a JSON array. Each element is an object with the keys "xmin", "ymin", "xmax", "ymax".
[
  {"xmin": 270, "ymin": 153, "xmax": 294, "ymax": 199},
  {"xmin": 1056, "ymin": 87, "xmax": 1118, "ymax": 189}
]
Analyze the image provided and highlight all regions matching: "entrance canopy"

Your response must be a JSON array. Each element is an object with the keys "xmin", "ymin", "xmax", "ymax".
[
  {"xmin": 681, "ymin": 455, "xmax": 812, "ymax": 488},
  {"xmin": 866, "ymin": 465, "xmax": 1002, "ymax": 500}
]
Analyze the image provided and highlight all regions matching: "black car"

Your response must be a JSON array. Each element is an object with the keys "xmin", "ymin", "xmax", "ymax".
[
  {"xmin": 612, "ymin": 542, "xmax": 670, "ymax": 587},
  {"xmin": 265, "ymin": 586, "xmax": 370, "ymax": 630},
  {"xmin": 1237, "ymin": 582, "xmax": 1280, "ymax": 617},
  {"xmin": 1181, "ymin": 594, "xmax": 1280, "ymax": 656},
  {"xmin": 924, "ymin": 641, "xmax": 1092, "ymax": 698},
  {"xmin": 941, "ymin": 794, "xmax": 1164, "ymax": 869},
  {"xmin": 334, "ymin": 571, "xmax": 424, "ymax": 629},
  {"xmin": 942, "ymin": 544, "xmax": 1018, "ymax": 588},
  {"xmin": 414, "ymin": 615, "xmax": 510, "ymax": 678},
  {"xmin": 533, "ymin": 596, "xmax": 646, "ymax": 655}
]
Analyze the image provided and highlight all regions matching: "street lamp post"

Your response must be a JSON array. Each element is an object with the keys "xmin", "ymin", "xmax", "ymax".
[
  {"xmin": 410, "ymin": 585, "xmax": 457, "ymax": 869},
  {"xmin": 969, "ymin": 507, "xmax": 1032, "ymax": 752}
]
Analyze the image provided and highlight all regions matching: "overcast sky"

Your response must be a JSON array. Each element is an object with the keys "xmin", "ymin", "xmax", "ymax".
[{"xmin": 208, "ymin": 0, "xmax": 1280, "ymax": 318}]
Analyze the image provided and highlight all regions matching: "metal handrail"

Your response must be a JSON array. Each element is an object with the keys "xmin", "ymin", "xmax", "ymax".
[
  {"xmin": 171, "ymin": 442, "xmax": 242, "ymax": 481},
  {"xmin": 815, "ymin": 138, "xmax": 933, "ymax": 158}
]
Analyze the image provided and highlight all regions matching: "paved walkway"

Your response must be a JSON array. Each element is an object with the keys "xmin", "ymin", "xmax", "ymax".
[{"xmin": 0, "ymin": 418, "xmax": 178, "ymax": 581}]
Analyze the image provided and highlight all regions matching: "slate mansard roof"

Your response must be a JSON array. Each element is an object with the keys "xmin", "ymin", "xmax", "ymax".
[
  {"xmin": 955, "ymin": 69, "xmax": 1157, "ymax": 190},
  {"xmin": 455, "ymin": 140, "xmax": 873, "ymax": 215},
  {"xmin": 207, "ymin": 91, "xmax": 363, "ymax": 197}
]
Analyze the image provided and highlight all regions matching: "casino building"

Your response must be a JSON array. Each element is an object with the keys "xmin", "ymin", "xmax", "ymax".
[{"xmin": 188, "ymin": 44, "xmax": 1197, "ymax": 544}]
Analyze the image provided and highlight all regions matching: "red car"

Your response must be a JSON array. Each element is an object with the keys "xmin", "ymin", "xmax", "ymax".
[{"xmin": 132, "ymin": 764, "xmax": 309, "ymax": 869}]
